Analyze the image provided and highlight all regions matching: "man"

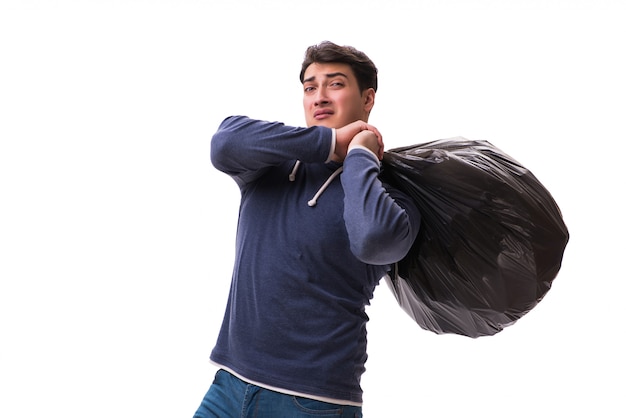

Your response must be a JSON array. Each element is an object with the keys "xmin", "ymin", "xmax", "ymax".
[{"xmin": 193, "ymin": 41, "xmax": 421, "ymax": 417}]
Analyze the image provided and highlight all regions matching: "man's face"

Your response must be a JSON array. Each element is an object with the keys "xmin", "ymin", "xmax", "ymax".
[{"xmin": 302, "ymin": 62, "xmax": 374, "ymax": 128}]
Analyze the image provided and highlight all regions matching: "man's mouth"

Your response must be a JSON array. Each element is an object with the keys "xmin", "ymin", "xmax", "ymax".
[{"xmin": 314, "ymin": 110, "xmax": 334, "ymax": 119}]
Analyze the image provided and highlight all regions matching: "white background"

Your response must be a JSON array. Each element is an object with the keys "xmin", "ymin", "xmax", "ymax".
[{"xmin": 1, "ymin": 1, "xmax": 624, "ymax": 417}]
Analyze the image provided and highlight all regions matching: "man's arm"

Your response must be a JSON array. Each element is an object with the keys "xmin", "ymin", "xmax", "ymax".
[
  {"xmin": 210, "ymin": 116, "xmax": 334, "ymax": 186},
  {"xmin": 341, "ymin": 147, "xmax": 420, "ymax": 266}
]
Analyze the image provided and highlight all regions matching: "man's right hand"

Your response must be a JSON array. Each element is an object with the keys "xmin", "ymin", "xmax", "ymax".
[
  {"xmin": 333, "ymin": 121, "xmax": 383, "ymax": 162},
  {"xmin": 349, "ymin": 130, "xmax": 384, "ymax": 160}
]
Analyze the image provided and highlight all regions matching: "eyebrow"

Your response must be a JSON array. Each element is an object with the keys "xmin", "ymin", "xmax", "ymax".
[{"xmin": 303, "ymin": 72, "xmax": 349, "ymax": 84}]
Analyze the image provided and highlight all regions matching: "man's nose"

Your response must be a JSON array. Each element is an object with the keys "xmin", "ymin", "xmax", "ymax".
[{"xmin": 314, "ymin": 87, "xmax": 329, "ymax": 105}]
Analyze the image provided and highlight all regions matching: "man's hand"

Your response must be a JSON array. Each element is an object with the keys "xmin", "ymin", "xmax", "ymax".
[
  {"xmin": 333, "ymin": 121, "xmax": 383, "ymax": 162},
  {"xmin": 349, "ymin": 130, "xmax": 384, "ymax": 160}
]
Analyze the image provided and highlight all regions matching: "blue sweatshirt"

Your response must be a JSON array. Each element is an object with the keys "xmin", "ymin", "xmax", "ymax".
[{"xmin": 209, "ymin": 116, "xmax": 420, "ymax": 404}]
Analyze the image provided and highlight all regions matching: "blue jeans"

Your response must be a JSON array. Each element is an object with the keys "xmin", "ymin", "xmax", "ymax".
[{"xmin": 193, "ymin": 369, "xmax": 363, "ymax": 418}]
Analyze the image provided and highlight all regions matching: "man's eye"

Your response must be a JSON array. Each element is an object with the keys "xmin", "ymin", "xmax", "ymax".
[
  {"xmin": 330, "ymin": 82, "xmax": 344, "ymax": 88},
  {"xmin": 304, "ymin": 86, "xmax": 316, "ymax": 93}
]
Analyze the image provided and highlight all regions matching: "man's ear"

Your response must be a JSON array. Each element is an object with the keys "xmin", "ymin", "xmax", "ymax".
[{"xmin": 363, "ymin": 88, "xmax": 375, "ymax": 112}]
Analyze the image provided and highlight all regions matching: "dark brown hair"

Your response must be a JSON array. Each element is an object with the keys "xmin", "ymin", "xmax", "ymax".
[{"xmin": 299, "ymin": 41, "xmax": 378, "ymax": 93}]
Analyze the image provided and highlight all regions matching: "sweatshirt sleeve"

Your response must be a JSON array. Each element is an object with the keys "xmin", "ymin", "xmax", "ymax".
[
  {"xmin": 210, "ymin": 116, "xmax": 334, "ymax": 186},
  {"xmin": 341, "ymin": 148, "xmax": 421, "ymax": 266}
]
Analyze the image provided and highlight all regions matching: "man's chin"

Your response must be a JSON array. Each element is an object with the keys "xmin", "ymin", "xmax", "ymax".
[{"xmin": 307, "ymin": 119, "xmax": 339, "ymax": 129}]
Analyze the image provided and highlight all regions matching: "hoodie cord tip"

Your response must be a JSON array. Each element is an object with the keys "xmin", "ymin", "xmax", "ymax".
[{"xmin": 288, "ymin": 160, "xmax": 301, "ymax": 182}]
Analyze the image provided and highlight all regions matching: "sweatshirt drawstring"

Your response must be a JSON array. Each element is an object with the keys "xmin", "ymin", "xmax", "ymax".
[
  {"xmin": 288, "ymin": 160, "xmax": 301, "ymax": 182},
  {"xmin": 288, "ymin": 160, "xmax": 343, "ymax": 207},
  {"xmin": 308, "ymin": 166, "xmax": 343, "ymax": 207}
]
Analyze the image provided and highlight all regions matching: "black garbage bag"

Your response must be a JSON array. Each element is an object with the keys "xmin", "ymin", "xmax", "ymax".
[{"xmin": 380, "ymin": 137, "xmax": 569, "ymax": 338}]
